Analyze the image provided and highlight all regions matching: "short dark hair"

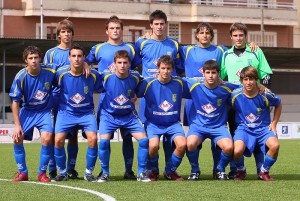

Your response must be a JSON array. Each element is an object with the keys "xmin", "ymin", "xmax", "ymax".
[
  {"xmin": 69, "ymin": 43, "xmax": 85, "ymax": 56},
  {"xmin": 23, "ymin": 46, "xmax": 42, "ymax": 61},
  {"xmin": 239, "ymin": 66, "xmax": 259, "ymax": 81},
  {"xmin": 149, "ymin": 10, "xmax": 167, "ymax": 24},
  {"xmin": 105, "ymin": 15, "xmax": 123, "ymax": 30},
  {"xmin": 229, "ymin": 22, "xmax": 248, "ymax": 36},
  {"xmin": 157, "ymin": 55, "xmax": 174, "ymax": 69},
  {"xmin": 114, "ymin": 50, "xmax": 130, "ymax": 63},
  {"xmin": 56, "ymin": 19, "xmax": 74, "ymax": 43},
  {"xmin": 203, "ymin": 60, "xmax": 220, "ymax": 72},
  {"xmin": 195, "ymin": 22, "xmax": 214, "ymax": 42}
]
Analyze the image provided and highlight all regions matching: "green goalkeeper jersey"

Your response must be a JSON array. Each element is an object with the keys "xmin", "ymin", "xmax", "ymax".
[{"xmin": 220, "ymin": 44, "xmax": 272, "ymax": 84}]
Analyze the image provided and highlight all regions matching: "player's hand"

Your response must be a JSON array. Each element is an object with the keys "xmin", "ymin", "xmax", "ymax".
[
  {"xmin": 269, "ymin": 122, "xmax": 278, "ymax": 136},
  {"xmin": 130, "ymin": 94, "xmax": 138, "ymax": 104},
  {"xmin": 257, "ymin": 83, "xmax": 269, "ymax": 94},
  {"xmin": 12, "ymin": 125, "xmax": 24, "ymax": 143},
  {"xmin": 218, "ymin": 77, "xmax": 224, "ymax": 84},
  {"xmin": 248, "ymin": 41, "xmax": 258, "ymax": 52},
  {"xmin": 83, "ymin": 62, "xmax": 91, "ymax": 78},
  {"xmin": 143, "ymin": 32, "xmax": 152, "ymax": 39}
]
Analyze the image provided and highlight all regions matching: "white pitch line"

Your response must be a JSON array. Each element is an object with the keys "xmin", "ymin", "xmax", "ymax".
[{"xmin": 0, "ymin": 178, "xmax": 116, "ymax": 201}]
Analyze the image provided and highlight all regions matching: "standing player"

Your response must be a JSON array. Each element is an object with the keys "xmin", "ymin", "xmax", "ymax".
[
  {"xmin": 44, "ymin": 19, "xmax": 89, "ymax": 180},
  {"xmin": 53, "ymin": 44, "xmax": 102, "ymax": 182},
  {"xmin": 85, "ymin": 16, "xmax": 137, "ymax": 179},
  {"xmin": 9, "ymin": 46, "xmax": 55, "ymax": 182},
  {"xmin": 185, "ymin": 60, "xmax": 239, "ymax": 180},
  {"xmin": 97, "ymin": 50, "xmax": 150, "ymax": 182},
  {"xmin": 231, "ymin": 66, "xmax": 281, "ymax": 181},
  {"xmin": 221, "ymin": 22, "xmax": 273, "ymax": 180},
  {"xmin": 136, "ymin": 55, "xmax": 187, "ymax": 181},
  {"xmin": 134, "ymin": 10, "xmax": 184, "ymax": 180}
]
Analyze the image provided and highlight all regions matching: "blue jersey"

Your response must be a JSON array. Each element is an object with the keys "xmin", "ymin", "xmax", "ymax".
[
  {"xmin": 231, "ymin": 89, "xmax": 281, "ymax": 128},
  {"xmin": 136, "ymin": 76, "xmax": 189, "ymax": 126},
  {"xmin": 9, "ymin": 65, "xmax": 56, "ymax": 111},
  {"xmin": 180, "ymin": 45, "xmax": 226, "ymax": 78},
  {"xmin": 134, "ymin": 36, "xmax": 183, "ymax": 76},
  {"xmin": 85, "ymin": 42, "xmax": 136, "ymax": 72},
  {"xmin": 186, "ymin": 79, "xmax": 239, "ymax": 127},
  {"xmin": 101, "ymin": 70, "xmax": 142, "ymax": 116},
  {"xmin": 54, "ymin": 66, "xmax": 103, "ymax": 115}
]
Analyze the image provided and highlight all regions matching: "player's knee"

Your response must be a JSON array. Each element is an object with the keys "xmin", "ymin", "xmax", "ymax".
[
  {"xmin": 41, "ymin": 133, "xmax": 53, "ymax": 146},
  {"xmin": 175, "ymin": 142, "xmax": 186, "ymax": 154},
  {"xmin": 88, "ymin": 135, "xmax": 97, "ymax": 148},
  {"xmin": 55, "ymin": 137, "xmax": 65, "ymax": 148},
  {"xmin": 138, "ymin": 138, "xmax": 149, "ymax": 149},
  {"xmin": 222, "ymin": 145, "xmax": 233, "ymax": 155},
  {"xmin": 186, "ymin": 140, "xmax": 197, "ymax": 152},
  {"xmin": 269, "ymin": 141, "xmax": 280, "ymax": 153},
  {"xmin": 149, "ymin": 143, "xmax": 159, "ymax": 153}
]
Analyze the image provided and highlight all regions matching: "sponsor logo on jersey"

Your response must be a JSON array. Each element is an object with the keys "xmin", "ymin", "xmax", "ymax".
[
  {"xmin": 108, "ymin": 63, "xmax": 115, "ymax": 72},
  {"xmin": 84, "ymin": 86, "xmax": 88, "ymax": 94},
  {"xmin": 33, "ymin": 90, "xmax": 47, "ymax": 101},
  {"xmin": 198, "ymin": 67, "xmax": 203, "ymax": 75},
  {"xmin": 172, "ymin": 94, "xmax": 177, "ymax": 102},
  {"xmin": 153, "ymin": 60, "xmax": 158, "ymax": 66},
  {"xmin": 148, "ymin": 68, "xmax": 159, "ymax": 73},
  {"xmin": 71, "ymin": 93, "xmax": 85, "ymax": 104},
  {"xmin": 127, "ymin": 90, "xmax": 132, "ymax": 97},
  {"xmin": 45, "ymin": 82, "xmax": 50, "ymax": 90},
  {"xmin": 245, "ymin": 113, "xmax": 258, "ymax": 123},
  {"xmin": 114, "ymin": 94, "xmax": 129, "ymax": 105},
  {"xmin": 235, "ymin": 69, "xmax": 242, "ymax": 77},
  {"xmin": 217, "ymin": 99, "xmax": 222, "ymax": 106},
  {"xmin": 159, "ymin": 100, "xmax": 173, "ymax": 112},
  {"xmin": 202, "ymin": 103, "xmax": 216, "ymax": 114},
  {"xmin": 257, "ymin": 108, "xmax": 262, "ymax": 115}
]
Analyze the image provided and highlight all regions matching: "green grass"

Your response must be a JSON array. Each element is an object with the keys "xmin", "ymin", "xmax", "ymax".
[{"xmin": 1, "ymin": 140, "xmax": 300, "ymax": 201}]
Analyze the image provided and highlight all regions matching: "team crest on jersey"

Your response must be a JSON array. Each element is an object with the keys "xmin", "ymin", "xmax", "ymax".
[
  {"xmin": 202, "ymin": 103, "xmax": 216, "ymax": 114},
  {"xmin": 257, "ymin": 108, "xmax": 262, "ymax": 115},
  {"xmin": 198, "ymin": 68, "xmax": 204, "ymax": 75},
  {"xmin": 217, "ymin": 99, "xmax": 222, "ymax": 106},
  {"xmin": 114, "ymin": 94, "xmax": 129, "ymax": 105},
  {"xmin": 33, "ymin": 90, "xmax": 47, "ymax": 101},
  {"xmin": 127, "ymin": 90, "xmax": 132, "ymax": 97},
  {"xmin": 246, "ymin": 113, "xmax": 258, "ymax": 123},
  {"xmin": 159, "ymin": 100, "xmax": 173, "ymax": 112},
  {"xmin": 84, "ymin": 86, "xmax": 88, "ymax": 94},
  {"xmin": 236, "ymin": 69, "xmax": 242, "ymax": 77},
  {"xmin": 71, "ymin": 93, "xmax": 85, "ymax": 104},
  {"xmin": 167, "ymin": 52, "xmax": 172, "ymax": 56},
  {"xmin": 44, "ymin": 82, "xmax": 50, "ymax": 90},
  {"xmin": 108, "ymin": 63, "xmax": 115, "ymax": 72},
  {"xmin": 172, "ymin": 94, "xmax": 177, "ymax": 102}
]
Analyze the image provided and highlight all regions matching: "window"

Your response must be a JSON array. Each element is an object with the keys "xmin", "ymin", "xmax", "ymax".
[
  {"xmin": 36, "ymin": 23, "xmax": 57, "ymax": 39},
  {"xmin": 191, "ymin": 29, "xmax": 218, "ymax": 45},
  {"xmin": 168, "ymin": 23, "xmax": 180, "ymax": 41},
  {"xmin": 123, "ymin": 26, "xmax": 146, "ymax": 43},
  {"xmin": 47, "ymin": 26, "xmax": 57, "ymax": 40},
  {"xmin": 248, "ymin": 31, "xmax": 277, "ymax": 47}
]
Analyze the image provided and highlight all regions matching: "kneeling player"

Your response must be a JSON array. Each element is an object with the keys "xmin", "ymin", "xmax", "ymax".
[
  {"xmin": 53, "ymin": 44, "xmax": 102, "ymax": 182},
  {"xmin": 232, "ymin": 66, "xmax": 281, "ymax": 181}
]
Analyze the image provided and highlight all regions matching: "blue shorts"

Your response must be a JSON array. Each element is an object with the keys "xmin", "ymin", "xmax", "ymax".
[
  {"xmin": 187, "ymin": 123, "xmax": 232, "ymax": 146},
  {"xmin": 234, "ymin": 125, "xmax": 277, "ymax": 157},
  {"xmin": 99, "ymin": 109, "xmax": 145, "ymax": 136},
  {"xmin": 145, "ymin": 121, "xmax": 185, "ymax": 144},
  {"xmin": 20, "ymin": 108, "xmax": 54, "ymax": 141},
  {"xmin": 55, "ymin": 110, "xmax": 97, "ymax": 134}
]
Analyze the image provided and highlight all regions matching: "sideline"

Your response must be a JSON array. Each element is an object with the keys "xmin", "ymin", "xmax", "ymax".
[{"xmin": 0, "ymin": 178, "xmax": 116, "ymax": 201}]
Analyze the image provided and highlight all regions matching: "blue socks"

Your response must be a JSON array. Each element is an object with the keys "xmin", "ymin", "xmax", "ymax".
[
  {"xmin": 167, "ymin": 153, "xmax": 183, "ymax": 173},
  {"xmin": 99, "ymin": 139, "xmax": 110, "ymax": 175},
  {"xmin": 48, "ymin": 144, "xmax": 56, "ymax": 172},
  {"xmin": 86, "ymin": 146, "xmax": 97, "ymax": 174},
  {"xmin": 122, "ymin": 137, "xmax": 134, "ymax": 172},
  {"xmin": 14, "ymin": 144, "xmax": 28, "ymax": 174},
  {"xmin": 261, "ymin": 154, "xmax": 277, "ymax": 172},
  {"xmin": 217, "ymin": 152, "xmax": 232, "ymax": 172},
  {"xmin": 254, "ymin": 151, "xmax": 265, "ymax": 174},
  {"xmin": 211, "ymin": 142, "xmax": 221, "ymax": 172},
  {"xmin": 163, "ymin": 136, "xmax": 173, "ymax": 173},
  {"xmin": 186, "ymin": 148, "xmax": 200, "ymax": 173},
  {"xmin": 149, "ymin": 155, "xmax": 159, "ymax": 173},
  {"xmin": 137, "ymin": 138, "xmax": 149, "ymax": 175},
  {"xmin": 54, "ymin": 146, "xmax": 67, "ymax": 175},
  {"xmin": 235, "ymin": 156, "xmax": 245, "ymax": 171},
  {"xmin": 67, "ymin": 143, "xmax": 79, "ymax": 171},
  {"xmin": 38, "ymin": 145, "xmax": 51, "ymax": 174}
]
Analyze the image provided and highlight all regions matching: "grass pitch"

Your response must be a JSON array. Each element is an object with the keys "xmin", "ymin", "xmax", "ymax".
[{"xmin": 0, "ymin": 140, "xmax": 300, "ymax": 201}]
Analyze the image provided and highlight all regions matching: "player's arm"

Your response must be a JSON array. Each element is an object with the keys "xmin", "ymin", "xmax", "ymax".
[
  {"xmin": 83, "ymin": 62, "xmax": 91, "ymax": 78},
  {"xmin": 248, "ymin": 41, "xmax": 258, "ymax": 52},
  {"xmin": 11, "ymin": 101, "xmax": 24, "ymax": 142},
  {"xmin": 269, "ymin": 103, "xmax": 282, "ymax": 135}
]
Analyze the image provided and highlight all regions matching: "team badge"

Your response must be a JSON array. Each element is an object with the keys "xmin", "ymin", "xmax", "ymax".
[
  {"xmin": 84, "ymin": 86, "xmax": 88, "ymax": 94},
  {"xmin": 153, "ymin": 60, "xmax": 158, "ymax": 66},
  {"xmin": 167, "ymin": 51, "xmax": 172, "ymax": 56},
  {"xmin": 33, "ymin": 90, "xmax": 47, "ymax": 101},
  {"xmin": 108, "ymin": 63, "xmax": 115, "ymax": 72},
  {"xmin": 235, "ymin": 69, "xmax": 242, "ymax": 77},
  {"xmin": 245, "ymin": 113, "xmax": 258, "ymax": 123},
  {"xmin": 202, "ymin": 103, "xmax": 216, "ymax": 114},
  {"xmin": 71, "ymin": 93, "xmax": 85, "ymax": 104},
  {"xmin": 127, "ymin": 90, "xmax": 132, "ymax": 97},
  {"xmin": 114, "ymin": 94, "xmax": 129, "ymax": 105},
  {"xmin": 44, "ymin": 82, "xmax": 50, "ymax": 90},
  {"xmin": 198, "ymin": 67, "xmax": 203, "ymax": 75},
  {"xmin": 217, "ymin": 99, "xmax": 222, "ymax": 106},
  {"xmin": 257, "ymin": 108, "xmax": 262, "ymax": 115},
  {"xmin": 159, "ymin": 100, "xmax": 173, "ymax": 112},
  {"xmin": 172, "ymin": 94, "xmax": 177, "ymax": 102}
]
